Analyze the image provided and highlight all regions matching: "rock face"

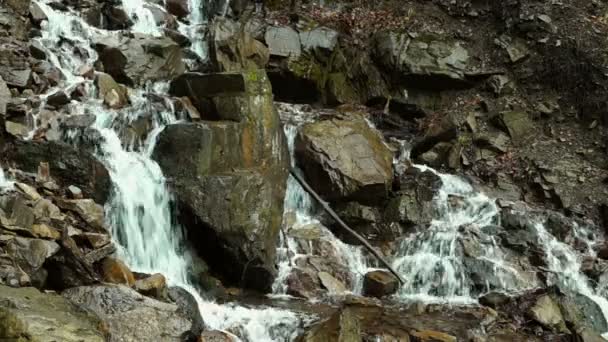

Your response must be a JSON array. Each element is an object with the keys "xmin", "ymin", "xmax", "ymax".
[
  {"xmin": 63, "ymin": 285, "xmax": 192, "ymax": 342},
  {"xmin": 298, "ymin": 307, "xmax": 361, "ymax": 342},
  {"xmin": 373, "ymin": 32, "xmax": 471, "ymax": 88},
  {"xmin": 154, "ymin": 70, "xmax": 290, "ymax": 292},
  {"xmin": 0, "ymin": 285, "xmax": 106, "ymax": 342},
  {"xmin": 295, "ymin": 115, "xmax": 393, "ymax": 204},
  {"xmin": 0, "ymin": 139, "xmax": 111, "ymax": 204},
  {"xmin": 94, "ymin": 34, "xmax": 185, "ymax": 86},
  {"xmin": 209, "ymin": 18, "xmax": 270, "ymax": 72}
]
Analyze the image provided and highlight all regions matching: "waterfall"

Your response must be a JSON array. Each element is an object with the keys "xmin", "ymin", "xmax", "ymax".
[
  {"xmin": 178, "ymin": 0, "xmax": 208, "ymax": 58},
  {"xmin": 31, "ymin": 2, "xmax": 306, "ymax": 341},
  {"xmin": 273, "ymin": 104, "xmax": 371, "ymax": 296}
]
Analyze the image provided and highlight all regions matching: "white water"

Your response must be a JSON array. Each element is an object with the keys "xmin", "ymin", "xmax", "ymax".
[
  {"xmin": 22, "ymin": 0, "xmax": 608, "ymax": 338},
  {"xmin": 31, "ymin": 2, "xmax": 306, "ymax": 341},
  {"xmin": 0, "ymin": 166, "xmax": 13, "ymax": 190},
  {"xmin": 178, "ymin": 0, "xmax": 208, "ymax": 58},
  {"xmin": 273, "ymin": 105, "xmax": 371, "ymax": 296}
]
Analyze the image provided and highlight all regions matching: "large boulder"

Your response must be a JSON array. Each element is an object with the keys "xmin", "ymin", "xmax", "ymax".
[
  {"xmin": 0, "ymin": 285, "xmax": 106, "ymax": 341},
  {"xmin": 0, "ymin": 139, "xmax": 111, "ymax": 204},
  {"xmin": 295, "ymin": 115, "xmax": 393, "ymax": 204},
  {"xmin": 373, "ymin": 32, "xmax": 471, "ymax": 89},
  {"xmin": 94, "ymin": 33, "xmax": 185, "ymax": 86},
  {"xmin": 208, "ymin": 18, "xmax": 270, "ymax": 72},
  {"xmin": 154, "ymin": 70, "xmax": 290, "ymax": 292},
  {"xmin": 63, "ymin": 285, "xmax": 192, "ymax": 342},
  {"xmin": 362, "ymin": 270, "xmax": 400, "ymax": 298}
]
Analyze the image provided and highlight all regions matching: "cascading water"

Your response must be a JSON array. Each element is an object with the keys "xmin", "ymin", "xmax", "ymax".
[
  {"xmin": 273, "ymin": 104, "xmax": 371, "ymax": 296},
  {"xmin": 0, "ymin": 166, "xmax": 12, "ymax": 190},
  {"xmin": 31, "ymin": 2, "xmax": 307, "ymax": 341}
]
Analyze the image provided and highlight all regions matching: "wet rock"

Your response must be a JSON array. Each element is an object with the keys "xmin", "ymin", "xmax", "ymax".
[
  {"xmin": 29, "ymin": 2, "xmax": 47, "ymax": 25},
  {"xmin": 135, "ymin": 273, "xmax": 168, "ymax": 299},
  {"xmin": 61, "ymin": 114, "xmax": 96, "ymax": 130},
  {"xmin": 102, "ymin": 5, "xmax": 133, "ymax": 30},
  {"xmin": 287, "ymin": 267, "xmax": 321, "ymax": 299},
  {"xmin": 265, "ymin": 26, "xmax": 301, "ymax": 58},
  {"xmin": 387, "ymin": 167, "xmax": 441, "ymax": 226},
  {"xmin": 295, "ymin": 116, "xmax": 393, "ymax": 204},
  {"xmin": 373, "ymin": 32, "xmax": 471, "ymax": 89},
  {"xmin": 318, "ymin": 271, "xmax": 347, "ymax": 294},
  {"xmin": 208, "ymin": 18, "xmax": 270, "ymax": 72},
  {"xmin": 168, "ymin": 286, "xmax": 206, "ymax": 336},
  {"xmin": 298, "ymin": 307, "xmax": 361, "ymax": 342},
  {"xmin": 96, "ymin": 72, "xmax": 129, "ymax": 109},
  {"xmin": 528, "ymin": 294, "xmax": 568, "ymax": 333},
  {"xmin": 559, "ymin": 293, "xmax": 608, "ymax": 334},
  {"xmin": 362, "ymin": 270, "xmax": 399, "ymax": 298},
  {"xmin": 5, "ymin": 236, "xmax": 60, "ymax": 275},
  {"xmin": 199, "ymin": 331, "xmax": 232, "ymax": 341},
  {"xmin": 157, "ymin": 71, "xmax": 289, "ymax": 292},
  {"xmin": 5, "ymin": 120, "xmax": 28, "ymax": 137},
  {"xmin": 165, "ymin": 0, "xmax": 189, "ymax": 18},
  {"xmin": 479, "ymin": 291, "xmax": 511, "ymax": 308},
  {"xmin": 0, "ymin": 139, "xmax": 111, "ymax": 204},
  {"xmin": 46, "ymin": 90, "xmax": 71, "ymax": 108},
  {"xmin": 0, "ymin": 285, "xmax": 105, "ymax": 341},
  {"xmin": 95, "ymin": 33, "xmax": 185, "ymax": 86},
  {"xmin": 100, "ymin": 257, "xmax": 135, "ymax": 287},
  {"xmin": 64, "ymin": 284, "xmax": 192, "ymax": 342}
]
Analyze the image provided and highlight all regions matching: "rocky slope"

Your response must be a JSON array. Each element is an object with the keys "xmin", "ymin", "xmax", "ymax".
[{"xmin": 1, "ymin": 0, "xmax": 608, "ymax": 341}]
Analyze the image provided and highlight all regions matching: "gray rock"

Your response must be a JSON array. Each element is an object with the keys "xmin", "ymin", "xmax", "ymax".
[
  {"xmin": 64, "ymin": 285, "xmax": 192, "ymax": 342},
  {"xmin": 0, "ymin": 139, "xmax": 111, "ymax": 204},
  {"xmin": 528, "ymin": 294, "xmax": 568, "ymax": 332},
  {"xmin": 373, "ymin": 32, "xmax": 470, "ymax": 88},
  {"xmin": 300, "ymin": 27, "xmax": 339, "ymax": 52},
  {"xmin": 496, "ymin": 111, "xmax": 534, "ymax": 144},
  {"xmin": 0, "ymin": 285, "xmax": 105, "ymax": 341},
  {"xmin": 56, "ymin": 199, "xmax": 107, "ymax": 233},
  {"xmin": 318, "ymin": 271, "xmax": 347, "ymax": 294},
  {"xmin": 209, "ymin": 18, "xmax": 270, "ymax": 72},
  {"xmin": 295, "ymin": 116, "xmax": 394, "ymax": 204},
  {"xmin": 165, "ymin": 0, "xmax": 189, "ymax": 18},
  {"xmin": 265, "ymin": 26, "xmax": 302, "ymax": 58},
  {"xmin": 95, "ymin": 33, "xmax": 185, "ymax": 86}
]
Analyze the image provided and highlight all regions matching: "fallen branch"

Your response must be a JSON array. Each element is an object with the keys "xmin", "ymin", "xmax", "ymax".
[{"xmin": 289, "ymin": 168, "xmax": 405, "ymax": 285}]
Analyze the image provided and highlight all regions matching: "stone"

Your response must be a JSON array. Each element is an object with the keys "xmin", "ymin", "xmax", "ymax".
[
  {"xmin": 287, "ymin": 267, "xmax": 321, "ymax": 299},
  {"xmin": 411, "ymin": 330, "xmax": 456, "ymax": 342},
  {"xmin": 62, "ymin": 114, "xmax": 96, "ymax": 130},
  {"xmin": 0, "ymin": 75, "xmax": 10, "ymax": 117},
  {"xmin": 78, "ymin": 65, "xmax": 95, "ymax": 79},
  {"xmin": 31, "ymin": 223, "xmax": 61, "ymax": 240},
  {"xmin": 165, "ymin": 0, "xmax": 189, "ymax": 18},
  {"xmin": 0, "ymin": 139, "xmax": 111, "ymax": 204},
  {"xmin": 0, "ymin": 285, "xmax": 105, "ymax": 341},
  {"xmin": 5, "ymin": 120, "xmax": 28, "ymax": 137},
  {"xmin": 156, "ymin": 71, "xmax": 289, "ymax": 292},
  {"xmin": 168, "ymin": 286, "xmax": 206, "ymax": 336},
  {"xmin": 67, "ymin": 185, "xmax": 83, "ymax": 199},
  {"xmin": 496, "ymin": 111, "xmax": 534, "ymax": 144},
  {"xmin": 528, "ymin": 295, "xmax": 568, "ymax": 333},
  {"xmin": 479, "ymin": 291, "xmax": 511, "ymax": 308},
  {"xmin": 387, "ymin": 167, "xmax": 441, "ymax": 226},
  {"xmin": 295, "ymin": 117, "xmax": 393, "ymax": 204},
  {"xmin": 14, "ymin": 182, "xmax": 41, "ymax": 201},
  {"xmin": 100, "ymin": 257, "xmax": 135, "ymax": 287},
  {"xmin": 298, "ymin": 307, "xmax": 361, "ymax": 342},
  {"xmin": 56, "ymin": 199, "xmax": 106, "ymax": 233},
  {"xmin": 29, "ymin": 2, "xmax": 48, "ymax": 25},
  {"xmin": 318, "ymin": 271, "xmax": 347, "ymax": 294},
  {"xmin": 265, "ymin": 26, "xmax": 302, "ymax": 58},
  {"xmin": 474, "ymin": 131, "xmax": 510, "ymax": 153},
  {"xmin": 6, "ymin": 236, "xmax": 60, "ymax": 274},
  {"xmin": 96, "ymin": 72, "xmax": 129, "ymax": 109},
  {"xmin": 300, "ymin": 27, "xmax": 339, "ymax": 52},
  {"xmin": 32, "ymin": 198, "xmax": 63, "ymax": 222},
  {"xmin": 559, "ymin": 293, "xmax": 608, "ymax": 334},
  {"xmin": 63, "ymin": 285, "xmax": 192, "ymax": 342},
  {"xmin": 373, "ymin": 32, "xmax": 470, "ymax": 88},
  {"xmin": 95, "ymin": 34, "xmax": 185, "ymax": 86},
  {"xmin": 199, "ymin": 331, "xmax": 232, "ymax": 341},
  {"xmin": 209, "ymin": 18, "xmax": 270, "ymax": 72},
  {"xmin": 29, "ymin": 41, "xmax": 47, "ymax": 60},
  {"xmin": 135, "ymin": 273, "xmax": 168, "ymax": 299},
  {"xmin": 362, "ymin": 270, "xmax": 399, "ymax": 298}
]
